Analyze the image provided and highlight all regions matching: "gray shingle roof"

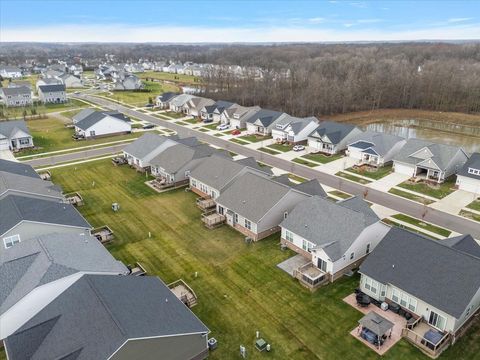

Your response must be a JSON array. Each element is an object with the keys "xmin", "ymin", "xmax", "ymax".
[
  {"xmin": 150, "ymin": 143, "xmax": 217, "ymax": 174},
  {"xmin": 274, "ymin": 115, "xmax": 317, "ymax": 135},
  {"xmin": 72, "ymin": 108, "xmax": 96, "ymax": 123},
  {"xmin": 245, "ymin": 108, "xmax": 284, "ymax": 127},
  {"xmin": 0, "ymin": 233, "xmax": 127, "ymax": 314},
  {"xmin": 0, "ymin": 120, "xmax": 31, "ymax": 139},
  {"xmin": 0, "ymin": 194, "xmax": 91, "ymax": 236},
  {"xmin": 280, "ymin": 196, "xmax": 379, "ymax": 261},
  {"xmin": 349, "ymin": 131, "xmax": 404, "ymax": 157},
  {"xmin": 393, "ymin": 138, "xmax": 466, "ymax": 170},
  {"xmin": 293, "ymin": 179, "xmax": 327, "ymax": 197},
  {"xmin": 309, "ymin": 121, "xmax": 359, "ymax": 144},
  {"xmin": 122, "ymin": 133, "xmax": 171, "ymax": 160},
  {"xmin": 0, "ymin": 171, "xmax": 63, "ymax": 199},
  {"xmin": 75, "ymin": 111, "xmax": 130, "ymax": 131},
  {"xmin": 439, "ymin": 234, "xmax": 480, "ymax": 258},
  {"xmin": 156, "ymin": 92, "xmax": 179, "ymax": 103},
  {"xmin": 190, "ymin": 155, "xmax": 269, "ymax": 192},
  {"xmin": 38, "ymin": 84, "xmax": 66, "ymax": 93},
  {"xmin": 5, "ymin": 275, "xmax": 209, "ymax": 360},
  {"xmin": 0, "ymin": 159, "xmax": 39, "ymax": 179},
  {"xmin": 1, "ymin": 86, "xmax": 30, "ymax": 96},
  {"xmin": 217, "ymin": 172, "xmax": 310, "ymax": 223},
  {"xmin": 456, "ymin": 152, "xmax": 480, "ymax": 180},
  {"xmin": 359, "ymin": 227, "xmax": 480, "ymax": 318}
]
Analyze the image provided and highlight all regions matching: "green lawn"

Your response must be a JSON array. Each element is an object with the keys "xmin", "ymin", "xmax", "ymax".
[
  {"xmin": 231, "ymin": 138, "xmax": 250, "ymax": 145},
  {"xmin": 391, "ymin": 214, "xmax": 451, "ymax": 237},
  {"xmin": 238, "ymin": 135, "xmax": 269, "ymax": 143},
  {"xmin": 185, "ymin": 118, "xmax": 202, "ymax": 125},
  {"xmin": 104, "ymin": 81, "xmax": 180, "ymax": 106},
  {"xmin": 301, "ymin": 153, "xmax": 343, "ymax": 164},
  {"xmin": 466, "ymin": 200, "xmax": 480, "ymax": 212},
  {"xmin": 267, "ymin": 143, "xmax": 293, "ymax": 152},
  {"xmin": 292, "ymin": 158, "xmax": 318, "ymax": 168},
  {"xmin": 288, "ymin": 173, "xmax": 308, "ymax": 183},
  {"xmin": 382, "ymin": 219, "xmax": 437, "ymax": 239},
  {"xmin": 336, "ymin": 171, "xmax": 372, "ymax": 185},
  {"xmin": 140, "ymin": 71, "xmax": 201, "ymax": 85},
  {"xmin": 347, "ymin": 165, "xmax": 393, "ymax": 180},
  {"xmin": 388, "ymin": 188, "xmax": 436, "ymax": 205},
  {"xmin": 162, "ymin": 111, "xmax": 186, "ymax": 119},
  {"xmin": 258, "ymin": 147, "xmax": 281, "ymax": 155},
  {"xmin": 14, "ymin": 116, "xmax": 140, "ymax": 157},
  {"xmin": 202, "ymin": 123, "xmax": 219, "ymax": 130},
  {"xmin": 44, "ymin": 159, "xmax": 480, "ymax": 360},
  {"xmin": 329, "ymin": 190, "xmax": 352, "ymax": 199},
  {"xmin": 460, "ymin": 210, "xmax": 480, "ymax": 222},
  {"xmin": 0, "ymin": 99, "xmax": 88, "ymax": 120},
  {"xmin": 0, "ymin": 348, "xmax": 5, "ymax": 360},
  {"xmin": 397, "ymin": 178, "xmax": 456, "ymax": 199}
]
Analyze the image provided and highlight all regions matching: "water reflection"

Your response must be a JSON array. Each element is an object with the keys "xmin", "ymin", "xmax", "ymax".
[{"xmin": 362, "ymin": 119, "xmax": 480, "ymax": 153}]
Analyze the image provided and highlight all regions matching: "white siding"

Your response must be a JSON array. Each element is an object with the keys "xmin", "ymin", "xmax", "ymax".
[
  {"xmin": 82, "ymin": 116, "xmax": 131, "ymax": 138},
  {"xmin": 456, "ymin": 175, "xmax": 480, "ymax": 194},
  {"xmin": 393, "ymin": 161, "xmax": 416, "ymax": 177}
]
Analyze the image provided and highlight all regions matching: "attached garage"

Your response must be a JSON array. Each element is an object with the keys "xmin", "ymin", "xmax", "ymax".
[
  {"xmin": 0, "ymin": 137, "xmax": 9, "ymax": 151},
  {"xmin": 456, "ymin": 175, "xmax": 480, "ymax": 194},
  {"xmin": 393, "ymin": 161, "xmax": 415, "ymax": 177}
]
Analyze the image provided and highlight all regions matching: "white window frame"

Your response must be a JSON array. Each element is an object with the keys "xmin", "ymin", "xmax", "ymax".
[
  {"xmin": 244, "ymin": 219, "xmax": 252, "ymax": 230},
  {"xmin": 3, "ymin": 234, "xmax": 21, "ymax": 249},
  {"xmin": 285, "ymin": 230, "xmax": 293, "ymax": 242},
  {"xmin": 392, "ymin": 289, "xmax": 399, "ymax": 303}
]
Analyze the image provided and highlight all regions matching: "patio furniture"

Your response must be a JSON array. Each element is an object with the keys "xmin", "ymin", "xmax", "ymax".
[
  {"xmin": 389, "ymin": 303, "xmax": 400, "ymax": 314},
  {"xmin": 422, "ymin": 329, "xmax": 444, "ymax": 350},
  {"xmin": 358, "ymin": 311, "xmax": 394, "ymax": 349},
  {"xmin": 356, "ymin": 293, "xmax": 371, "ymax": 307},
  {"xmin": 255, "ymin": 338, "xmax": 267, "ymax": 352}
]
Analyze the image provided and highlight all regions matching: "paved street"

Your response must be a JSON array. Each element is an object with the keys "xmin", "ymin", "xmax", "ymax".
[{"xmin": 28, "ymin": 93, "xmax": 480, "ymax": 239}]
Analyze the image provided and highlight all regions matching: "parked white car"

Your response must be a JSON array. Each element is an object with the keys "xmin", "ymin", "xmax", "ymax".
[
  {"xmin": 293, "ymin": 145, "xmax": 305, "ymax": 152},
  {"xmin": 216, "ymin": 124, "xmax": 229, "ymax": 131}
]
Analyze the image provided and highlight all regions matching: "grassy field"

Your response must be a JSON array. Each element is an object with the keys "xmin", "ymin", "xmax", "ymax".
[
  {"xmin": 301, "ymin": 153, "xmax": 343, "ymax": 164},
  {"xmin": 397, "ymin": 178, "xmax": 456, "ymax": 199},
  {"xmin": 467, "ymin": 200, "xmax": 480, "ymax": 212},
  {"xmin": 267, "ymin": 143, "xmax": 293, "ymax": 152},
  {"xmin": 104, "ymin": 81, "xmax": 180, "ymax": 106},
  {"xmin": 347, "ymin": 165, "xmax": 393, "ymax": 180},
  {"xmin": 391, "ymin": 214, "xmax": 451, "ymax": 237},
  {"xmin": 0, "ymin": 99, "xmax": 88, "ymax": 120},
  {"xmin": 388, "ymin": 188, "xmax": 436, "ymax": 205},
  {"xmin": 45, "ymin": 159, "xmax": 480, "ymax": 360},
  {"xmin": 139, "ymin": 71, "xmax": 201, "ymax": 85},
  {"xmin": 15, "ymin": 116, "xmax": 140, "ymax": 156}
]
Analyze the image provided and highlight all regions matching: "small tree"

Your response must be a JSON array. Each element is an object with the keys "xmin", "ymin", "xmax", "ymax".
[{"xmin": 148, "ymin": 97, "xmax": 153, "ymax": 105}]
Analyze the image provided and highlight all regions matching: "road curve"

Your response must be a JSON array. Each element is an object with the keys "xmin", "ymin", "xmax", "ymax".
[{"xmin": 39, "ymin": 94, "xmax": 478, "ymax": 239}]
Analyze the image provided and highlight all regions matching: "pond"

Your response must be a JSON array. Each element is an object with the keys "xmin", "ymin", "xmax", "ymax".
[{"xmin": 361, "ymin": 119, "xmax": 480, "ymax": 154}]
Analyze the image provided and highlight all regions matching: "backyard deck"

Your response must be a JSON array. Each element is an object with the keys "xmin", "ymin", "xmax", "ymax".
[
  {"xmin": 92, "ymin": 225, "xmax": 114, "ymax": 244},
  {"xmin": 168, "ymin": 279, "xmax": 198, "ymax": 308}
]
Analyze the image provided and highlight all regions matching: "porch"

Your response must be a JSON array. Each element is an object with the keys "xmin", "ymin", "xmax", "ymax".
[
  {"xmin": 293, "ymin": 262, "xmax": 329, "ymax": 289},
  {"xmin": 402, "ymin": 317, "xmax": 451, "ymax": 358},
  {"xmin": 196, "ymin": 196, "xmax": 216, "ymax": 210},
  {"xmin": 202, "ymin": 210, "xmax": 225, "ymax": 229},
  {"xmin": 309, "ymin": 140, "xmax": 336, "ymax": 154},
  {"xmin": 414, "ymin": 166, "xmax": 445, "ymax": 184},
  {"xmin": 360, "ymin": 152, "xmax": 381, "ymax": 167}
]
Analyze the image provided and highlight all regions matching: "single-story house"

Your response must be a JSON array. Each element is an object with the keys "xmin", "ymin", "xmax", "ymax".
[
  {"xmin": 307, "ymin": 121, "xmax": 363, "ymax": 154},
  {"xmin": 347, "ymin": 131, "xmax": 406, "ymax": 167},
  {"xmin": 59, "ymin": 73, "xmax": 83, "ymax": 88},
  {"xmin": 216, "ymin": 172, "xmax": 326, "ymax": 241},
  {"xmin": 0, "ymin": 120, "xmax": 34, "ymax": 151},
  {"xmin": 189, "ymin": 154, "xmax": 272, "ymax": 200},
  {"xmin": 169, "ymin": 93, "xmax": 195, "ymax": 113},
  {"xmin": 221, "ymin": 105, "xmax": 261, "ymax": 129},
  {"xmin": 38, "ymin": 84, "xmax": 67, "ymax": 104},
  {"xmin": 0, "ymin": 233, "xmax": 128, "ymax": 339},
  {"xmin": 200, "ymin": 100, "xmax": 235, "ymax": 122},
  {"xmin": 271, "ymin": 115, "xmax": 318, "ymax": 144},
  {"xmin": 122, "ymin": 133, "xmax": 198, "ymax": 172},
  {"xmin": 456, "ymin": 153, "xmax": 480, "ymax": 193},
  {"xmin": 4, "ymin": 275, "xmax": 210, "ymax": 360},
  {"xmin": 72, "ymin": 108, "xmax": 96, "ymax": 123},
  {"xmin": 393, "ymin": 138, "xmax": 468, "ymax": 183},
  {"xmin": 35, "ymin": 77, "xmax": 63, "ymax": 91},
  {"xmin": 0, "ymin": 86, "xmax": 32, "ymax": 107},
  {"xmin": 0, "ymin": 194, "xmax": 91, "ymax": 253},
  {"xmin": 0, "ymin": 170, "xmax": 63, "ymax": 200},
  {"xmin": 0, "ymin": 159, "xmax": 40, "ymax": 179},
  {"xmin": 183, "ymin": 97, "xmax": 215, "ymax": 118},
  {"xmin": 359, "ymin": 227, "xmax": 480, "ymax": 355},
  {"xmin": 246, "ymin": 109, "xmax": 286, "ymax": 136},
  {"xmin": 280, "ymin": 195, "xmax": 389, "ymax": 288},
  {"xmin": 150, "ymin": 144, "xmax": 223, "ymax": 186},
  {"xmin": 155, "ymin": 92, "xmax": 179, "ymax": 109},
  {"xmin": 74, "ymin": 110, "xmax": 131, "ymax": 139}
]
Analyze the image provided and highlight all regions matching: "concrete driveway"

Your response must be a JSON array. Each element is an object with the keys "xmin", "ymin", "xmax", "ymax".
[
  {"xmin": 319, "ymin": 157, "xmax": 357, "ymax": 175},
  {"xmin": 368, "ymin": 173, "xmax": 411, "ymax": 192},
  {"xmin": 0, "ymin": 150, "xmax": 16, "ymax": 161},
  {"xmin": 429, "ymin": 190, "xmax": 478, "ymax": 215}
]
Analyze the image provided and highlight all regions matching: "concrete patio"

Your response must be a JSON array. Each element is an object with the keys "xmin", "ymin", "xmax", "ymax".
[{"xmin": 277, "ymin": 254, "xmax": 310, "ymax": 276}]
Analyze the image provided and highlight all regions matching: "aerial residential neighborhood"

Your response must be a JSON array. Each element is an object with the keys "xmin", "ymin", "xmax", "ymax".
[{"xmin": 0, "ymin": 1, "xmax": 480, "ymax": 360}]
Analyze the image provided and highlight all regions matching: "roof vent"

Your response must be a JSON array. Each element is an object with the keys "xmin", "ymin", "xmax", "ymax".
[
  {"xmin": 392, "ymin": 264, "xmax": 395, "ymax": 269},
  {"xmin": 165, "ymin": 298, "xmax": 169, "ymax": 303},
  {"xmin": 242, "ymin": 200, "xmax": 246, "ymax": 204}
]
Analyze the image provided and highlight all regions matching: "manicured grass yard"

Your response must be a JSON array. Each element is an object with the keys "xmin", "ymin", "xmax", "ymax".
[
  {"xmin": 258, "ymin": 146, "xmax": 281, "ymax": 154},
  {"xmin": 336, "ymin": 171, "xmax": 372, "ymax": 184},
  {"xmin": 231, "ymin": 138, "xmax": 250, "ymax": 145},
  {"xmin": 140, "ymin": 71, "xmax": 200, "ymax": 85},
  {"xmin": 347, "ymin": 165, "xmax": 393, "ymax": 180},
  {"xmin": 45, "ymin": 159, "xmax": 480, "ymax": 360},
  {"xmin": 460, "ymin": 210, "xmax": 480, "ymax": 223},
  {"xmin": 267, "ymin": 143, "xmax": 293, "ymax": 152},
  {"xmin": 292, "ymin": 157, "xmax": 318, "ymax": 168},
  {"xmin": 301, "ymin": 152, "xmax": 343, "ymax": 164},
  {"xmin": 184, "ymin": 118, "xmax": 201, "ymax": 125},
  {"xmin": 163, "ymin": 111, "xmax": 186, "ymax": 119},
  {"xmin": 388, "ymin": 188, "xmax": 436, "ymax": 205},
  {"xmin": 398, "ymin": 177, "xmax": 456, "ymax": 199},
  {"xmin": 329, "ymin": 190, "xmax": 352, "ymax": 199},
  {"xmin": 104, "ymin": 81, "xmax": 180, "ymax": 106},
  {"xmin": 288, "ymin": 173, "xmax": 308, "ymax": 183},
  {"xmin": 238, "ymin": 135, "xmax": 269, "ymax": 143},
  {"xmin": 467, "ymin": 199, "xmax": 480, "ymax": 212},
  {"xmin": 0, "ymin": 348, "xmax": 5, "ymax": 360},
  {"xmin": 391, "ymin": 214, "xmax": 451, "ymax": 237},
  {"xmin": 15, "ymin": 116, "xmax": 141, "ymax": 156},
  {"xmin": 202, "ymin": 123, "xmax": 219, "ymax": 130}
]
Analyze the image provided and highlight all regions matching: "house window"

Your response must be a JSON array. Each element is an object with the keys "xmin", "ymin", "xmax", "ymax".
[
  {"xmin": 218, "ymin": 206, "xmax": 224, "ymax": 215},
  {"xmin": 392, "ymin": 289, "xmax": 399, "ymax": 303},
  {"xmin": 364, "ymin": 277, "xmax": 371, "ymax": 291},
  {"xmin": 19, "ymin": 138, "xmax": 30, "ymax": 145},
  {"xmin": 234, "ymin": 213, "xmax": 238, "ymax": 224},
  {"xmin": 302, "ymin": 240, "xmax": 313, "ymax": 252},
  {"xmin": 400, "ymin": 293, "xmax": 408, "ymax": 308},
  {"xmin": 3, "ymin": 234, "xmax": 21, "ymax": 249},
  {"xmin": 350, "ymin": 252, "xmax": 354, "ymax": 260},
  {"xmin": 191, "ymin": 179, "xmax": 197, "ymax": 187},
  {"xmin": 466, "ymin": 306, "xmax": 471, "ymax": 318},
  {"xmin": 89, "ymin": 130, "xmax": 96, "ymax": 137},
  {"xmin": 366, "ymin": 243, "xmax": 370, "ymax": 254},
  {"xmin": 380, "ymin": 284, "xmax": 386, "ymax": 298},
  {"xmin": 244, "ymin": 219, "xmax": 252, "ymax": 230},
  {"xmin": 285, "ymin": 230, "xmax": 293, "ymax": 242},
  {"xmin": 408, "ymin": 298, "xmax": 417, "ymax": 312},
  {"xmin": 468, "ymin": 168, "xmax": 480, "ymax": 176}
]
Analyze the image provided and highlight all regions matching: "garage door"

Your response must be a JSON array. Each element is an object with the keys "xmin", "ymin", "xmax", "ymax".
[
  {"xmin": 0, "ymin": 138, "xmax": 9, "ymax": 150},
  {"xmin": 394, "ymin": 162, "xmax": 415, "ymax": 177},
  {"xmin": 457, "ymin": 176, "xmax": 480, "ymax": 194}
]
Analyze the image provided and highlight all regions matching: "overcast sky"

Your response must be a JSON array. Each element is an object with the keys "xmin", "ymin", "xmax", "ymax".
[{"xmin": 1, "ymin": 0, "xmax": 479, "ymax": 43}]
